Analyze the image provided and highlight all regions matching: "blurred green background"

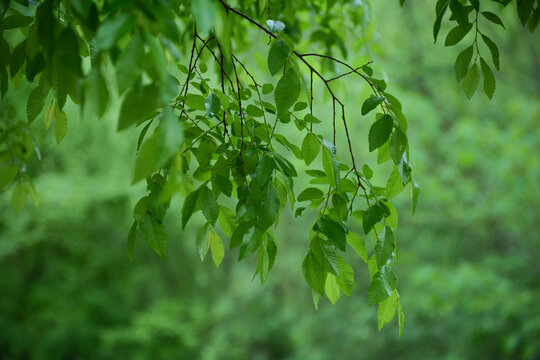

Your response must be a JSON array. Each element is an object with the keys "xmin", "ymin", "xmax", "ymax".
[{"xmin": 1, "ymin": 2, "xmax": 539, "ymax": 359}]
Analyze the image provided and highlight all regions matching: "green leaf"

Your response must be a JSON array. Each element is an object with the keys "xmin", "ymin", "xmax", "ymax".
[
  {"xmin": 433, "ymin": 1, "xmax": 449, "ymax": 43},
  {"xmin": 455, "ymin": 45, "xmax": 474, "ymax": 81},
  {"xmin": 361, "ymin": 96, "xmax": 385, "ymax": 115},
  {"xmin": 298, "ymin": 187, "xmax": 324, "ymax": 202},
  {"xmin": 118, "ymin": 84, "xmax": 161, "ymax": 131},
  {"xmin": 375, "ymin": 227, "xmax": 396, "ymax": 269},
  {"xmin": 116, "ymin": 34, "xmax": 144, "ymax": 94},
  {"xmin": 411, "ymin": 177, "xmax": 421, "ymax": 215},
  {"xmin": 96, "ymin": 13, "xmax": 137, "ymax": 50},
  {"xmin": 462, "ymin": 62, "xmax": 480, "ymax": 99},
  {"xmin": 238, "ymin": 226, "xmax": 264, "ymax": 261},
  {"xmin": 127, "ymin": 221, "xmax": 137, "ymax": 261},
  {"xmin": 85, "ymin": 68, "xmax": 109, "ymax": 117},
  {"xmin": 11, "ymin": 181, "xmax": 28, "ymax": 213},
  {"xmin": 369, "ymin": 114, "xmax": 393, "ymax": 151},
  {"xmin": 325, "ymin": 273, "xmax": 341, "ymax": 304},
  {"xmin": 27, "ymin": 84, "xmax": 48, "ymax": 124},
  {"xmin": 363, "ymin": 204, "xmax": 384, "ymax": 234},
  {"xmin": 397, "ymin": 292, "xmax": 405, "ymax": 336},
  {"xmin": 449, "ymin": 0, "xmax": 469, "ymax": 26},
  {"xmin": 311, "ymin": 236, "xmax": 341, "ymax": 277},
  {"xmin": 246, "ymin": 104, "xmax": 264, "ymax": 117},
  {"xmin": 368, "ymin": 266, "xmax": 398, "ymax": 306},
  {"xmin": 517, "ymin": 0, "xmax": 534, "ymax": 25},
  {"xmin": 0, "ymin": 164, "xmax": 17, "ymax": 190},
  {"xmin": 44, "ymin": 100, "xmax": 55, "ymax": 130},
  {"xmin": 385, "ymin": 166, "xmax": 405, "ymax": 199},
  {"xmin": 199, "ymin": 186, "xmax": 219, "ymax": 225},
  {"xmin": 347, "ymin": 232, "xmax": 367, "ymax": 262},
  {"xmin": 389, "ymin": 128, "xmax": 407, "ymax": 165},
  {"xmin": 303, "ymin": 251, "xmax": 326, "ymax": 296},
  {"xmin": 480, "ymin": 57, "xmax": 496, "ymax": 99},
  {"xmin": 336, "ymin": 258, "xmax": 354, "ymax": 296},
  {"xmin": 2, "ymin": 15, "xmax": 33, "ymax": 29},
  {"xmin": 218, "ymin": 205, "xmax": 237, "ymax": 237},
  {"xmin": 444, "ymin": 24, "xmax": 472, "ymax": 46},
  {"xmin": 205, "ymin": 93, "xmax": 221, "ymax": 117},
  {"xmin": 139, "ymin": 212, "xmax": 167, "ymax": 259},
  {"xmin": 54, "ymin": 107, "xmax": 68, "ymax": 144},
  {"xmin": 362, "ymin": 164, "xmax": 373, "ymax": 179},
  {"xmin": 191, "ymin": 0, "xmax": 217, "ymax": 34},
  {"xmin": 322, "ymin": 140, "xmax": 340, "ymax": 189},
  {"xmin": 133, "ymin": 110, "xmax": 183, "ymax": 183},
  {"xmin": 257, "ymin": 184, "xmax": 280, "ymax": 231},
  {"xmin": 196, "ymin": 222, "xmax": 211, "ymax": 261},
  {"xmin": 317, "ymin": 216, "xmax": 347, "ymax": 251},
  {"xmin": 481, "ymin": 11, "xmax": 505, "ymax": 28},
  {"xmin": 301, "ymin": 133, "xmax": 320, "ymax": 166},
  {"xmin": 377, "ymin": 291, "xmax": 397, "ymax": 330},
  {"xmin": 10, "ymin": 39, "xmax": 26, "ymax": 79},
  {"xmin": 256, "ymin": 156, "xmax": 275, "ymax": 185},
  {"xmin": 267, "ymin": 39, "xmax": 290, "ymax": 76},
  {"xmin": 274, "ymin": 69, "xmax": 300, "ymax": 115},
  {"xmin": 182, "ymin": 190, "xmax": 200, "ymax": 229},
  {"xmin": 481, "ymin": 34, "xmax": 500, "ymax": 70}
]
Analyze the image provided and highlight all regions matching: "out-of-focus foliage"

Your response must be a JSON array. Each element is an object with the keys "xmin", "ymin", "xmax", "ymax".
[{"xmin": 1, "ymin": 1, "xmax": 539, "ymax": 360}]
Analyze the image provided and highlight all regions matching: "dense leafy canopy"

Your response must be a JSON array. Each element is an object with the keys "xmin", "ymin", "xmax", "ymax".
[{"xmin": 0, "ymin": 0, "xmax": 537, "ymax": 333}]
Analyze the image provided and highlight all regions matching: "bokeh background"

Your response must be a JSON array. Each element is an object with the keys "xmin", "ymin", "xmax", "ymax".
[{"xmin": 1, "ymin": 1, "xmax": 539, "ymax": 359}]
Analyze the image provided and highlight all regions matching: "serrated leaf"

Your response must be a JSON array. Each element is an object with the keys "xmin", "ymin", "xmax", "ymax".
[
  {"xmin": 191, "ymin": 0, "xmax": 217, "ymax": 34},
  {"xmin": 196, "ymin": 222, "xmax": 211, "ymax": 261},
  {"xmin": 444, "ymin": 23, "xmax": 472, "ymax": 46},
  {"xmin": 325, "ymin": 273, "xmax": 341, "ymax": 304},
  {"xmin": 303, "ymin": 251, "xmax": 326, "ymax": 296},
  {"xmin": 361, "ymin": 96, "xmax": 385, "ymax": 115},
  {"xmin": 116, "ymin": 34, "xmax": 144, "ymax": 94},
  {"xmin": 44, "ymin": 100, "xmax": 55, "ymax": 130},
  {"xmin": 199, "ymin": 186, "xmax": 219, "ymax": 225},
  {"xmin": 433, "ymin": 1, "xmax": 449, "ymax": 43},
  {"xmin": 256, "ymin": 156, "xmax": 275, "ymax": 185},
  {"xmin": 455, "ymin": 45, "xmax": 474, "ymax": 81},
  {"xmin": 363, "ymin": 204, "xmax": 384, "ymax": 234},
  {"xmin": 274, "ymin": 69, "xmax": 300, "ymax": 115},
  {"xmin": 96, "ymin": 13, "xmax": 137, "ymax": 50},
  {"xmin": 385, "ymin": 166, "xmax": 405, "ymax": 199},
  {"xmin": 463, "ymin": 62, "xmax": 480, "ymax": 99},
  {"xmin": 210, "ymin": 230, "xmax": 224, "ymax": 267},
  {"xmin": 298, "ymin": 187, "xmax": 324, "ymax": 202},
  {"xmin": 517, "ymin": 0, "xmax": 534, "ymax": 25},
  {"xmin": 11, "ymin": 181, "xmax": 28, "ymax": 213},
  {"xmin": 238, "ymin": 226, "xmax": 264, "ymax": 261},
  {"xmin": 267, "ymin": 39, "xmax": 290, "ymax": 76},
  {"xmin": 322, "ymin": 145, "xmax": 340, "ymax": 189},
  {"xmin": 411, "ymin": 177, "xmax": 421, "ymax": 215},
  {"xmin": 182, "ymin": 190, "xmax": 200, "ymax": 229},
  {"xmin": 481, "ymin": 34, "xmax": 500, "ymax": 70},
  {"xmin": 347, "ymin": 232, "xmax": 367, "ymax": 262},
  {"xmin": 139, "ymin": 212, "xmax": 167, "ymax": 259},
  {"xmin": 336, "ymin": 257, "xmax": 354, "ymax": 296},
  {"xmin": 205, "ymin": 93, "xmax": 221, "ymax": 117},
  {"xmin": 368, "ymin": 265, "xmax": 398, "ymax": 306},
  {"xmin": 480, "ymin": 57, "xmax": 496, "ymax": 99},
  {"xmin": 481, "ymin": 11, "xmax": 505, "ymax": 28},
  {"xmin": 85, "ymin": 68, "xmax": 109, "ymax": 117},
  {"xmin": 369, "ymin": 115, "xmax": 393, "ymax": 151},
  {"xmin": 317, "ymin": 216, "xmax": 347, "ymax": 251},
  {"xmin": 378, "ymin": 291, "xmax": 397, "ymax": 330},
  {"xmin": 127, "ymin": 221, "xmax": 137, "ymax": 261},
  {"xmin": 118, "ymin": 84, "xmax": 161, "ymax": 130},
  {"xmin": 54, "ymin": 107, "xmax": 68, "ymax": 144},
  {"xmin": 301, "ymin": 132, "xmax": 320, "ymax": 166},
  {"xmin": 375, "ymin": 227, "xmax": 395, "ymax": 269}
]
